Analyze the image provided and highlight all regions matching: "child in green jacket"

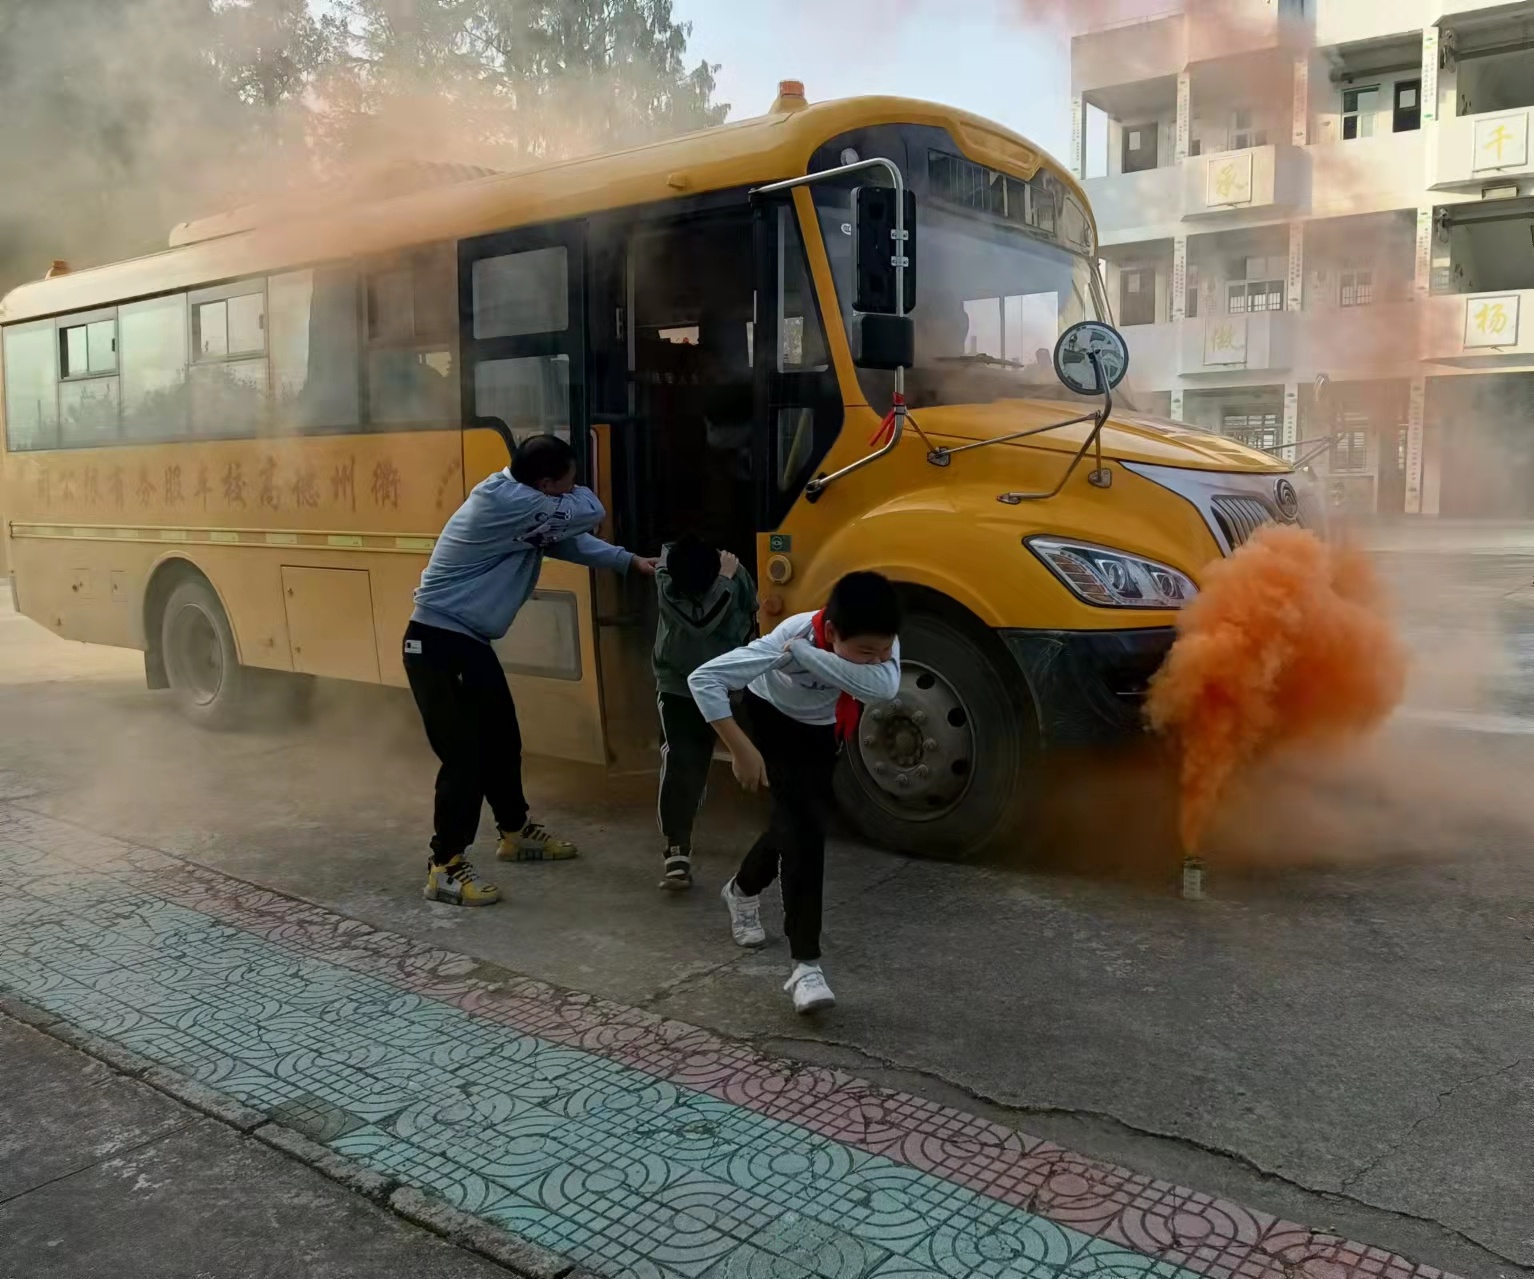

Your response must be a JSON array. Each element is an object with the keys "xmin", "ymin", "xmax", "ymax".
[{"xmin": 652, "ymin": 535, "xmax": 757, "ymax": 889}]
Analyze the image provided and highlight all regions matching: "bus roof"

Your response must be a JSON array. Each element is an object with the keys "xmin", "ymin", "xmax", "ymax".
[{"xmin": 0, "ymin": 93, "xmax": 1090, "ymax": 325}]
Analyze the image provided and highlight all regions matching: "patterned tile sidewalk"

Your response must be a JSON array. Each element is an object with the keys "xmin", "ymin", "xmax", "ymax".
[{"xmin": 0, "ymin": 804, "xmax": 1455, "ymax": 1279}]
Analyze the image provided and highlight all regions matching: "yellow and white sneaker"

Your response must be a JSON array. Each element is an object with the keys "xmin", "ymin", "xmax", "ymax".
[
  {"xmin": 497, "ymin": 821, "xmax": 579, "ymax": 862},
  {"xmin": 424, "ymin": 856, "xmax": 501, "ymax": 906}
]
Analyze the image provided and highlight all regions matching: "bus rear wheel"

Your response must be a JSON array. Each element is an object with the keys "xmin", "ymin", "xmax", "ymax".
[
  {"xmin": 160, "ymin": 577, "xmax": 252, "ymax": 730},
  {"xmin": 834, "ymin": 610, "xmax": 1039, "ymax": 860}
]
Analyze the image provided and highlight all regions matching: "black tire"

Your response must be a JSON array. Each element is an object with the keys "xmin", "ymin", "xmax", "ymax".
[
  {"xmin": 159, "ymin": 577, "xmax": 252, "ymax": 730},
  {"xmin": 834, "ymin": 610, "xmax": 1039, "ymax": 859}
]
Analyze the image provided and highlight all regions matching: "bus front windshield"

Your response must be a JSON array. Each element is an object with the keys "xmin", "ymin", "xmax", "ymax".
[{"xmin": 815, "ymin": 189, "xmax": 1107, "ymax": 409}]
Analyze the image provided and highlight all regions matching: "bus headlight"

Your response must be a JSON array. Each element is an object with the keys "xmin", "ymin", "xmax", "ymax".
[{"xmin": 1025, "ymin": 537, "xmax": 1197, "ymax": 609}]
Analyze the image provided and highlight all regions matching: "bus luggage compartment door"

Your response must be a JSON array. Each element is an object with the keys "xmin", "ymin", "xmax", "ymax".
[{"xmin": 281, "ymin": 566, "xmax": 382, "ymax": 682}]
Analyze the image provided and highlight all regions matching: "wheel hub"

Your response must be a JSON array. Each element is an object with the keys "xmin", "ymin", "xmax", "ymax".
[
  {"xmin": 854, "ymin": 661, "xmax": 974, "ymax": 814},
  {"xmin": 169, "ymin": 605, "xmax": 224, "ymax": 706}
]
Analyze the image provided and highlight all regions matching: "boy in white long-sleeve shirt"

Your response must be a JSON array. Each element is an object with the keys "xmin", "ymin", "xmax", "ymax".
[{"xmin": 687, "ymin": 571, "xmax": 901, "ymax": 1013}]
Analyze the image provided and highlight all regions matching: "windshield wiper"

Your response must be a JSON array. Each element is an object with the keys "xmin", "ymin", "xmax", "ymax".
[{"xmin": 934, "ymin": 353, "xmax": 1041, "ymax": 371}]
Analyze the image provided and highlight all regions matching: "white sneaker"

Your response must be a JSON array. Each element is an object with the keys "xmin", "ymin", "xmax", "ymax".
[
  {"xmin": 785, "ymin": 963, "xmax": 836, "ymax": 1014},
  {"xmin": 721, "ymin": 879, "xmax": 766, "ymax": 947}
]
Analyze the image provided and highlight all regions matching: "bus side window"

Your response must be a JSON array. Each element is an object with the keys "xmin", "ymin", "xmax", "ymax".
[
  {"xmin": 188, "ymin": 282, "xmax": 269, "ymax": 439},
  {"xmin": 269, "ymin": 267, "xmax": 362, "ymax": 434},
  {"xmin": 57, "ymin": 311, "xmax": 121, "ymax": 447},
  {"xmin": 3, "ymin": 320, "xmax": 61, "ymax": 451},
  {"xmin": 365, "ymin": 244, "xmax": 459, "ymax": 429},
  {"xmin": 121, "ymin": 295, "xmax": 191, "ymax": 442}
]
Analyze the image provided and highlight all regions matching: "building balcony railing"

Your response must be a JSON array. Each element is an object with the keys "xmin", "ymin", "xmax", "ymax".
[
  {"xmin": 1424, "ymin": 290, "xmax": 1534, "ymax": 364},
  {"xmin": 1437, "ymin": 0, "xmax": 1529, "ymax": 16},
  {"xmin": 1085, "ymin": 144, "xmax": 1308, "ymax": 241},
  {"xmin": 1309, "ymin": 133, "xmax": 1427, "ymax": 219},
  {"xmin": 1084, "ymin": 166, "xmax": 1184, "ymax": 245},
  {"xmin": 1072, "ymin": 11, "xmax": 1185, "ymax": 95},
  {"xmin": 1185, "ymin": 145, "xmax": 1308, "ymax": 221},
  {"xmin": 1311, "ymin": 0, "xmax": 1432, "ymax": 47},
  {"xmin": 1117, "ymin": 303, "xmax": 1425, "ymax": 391},
  {"xmin": 1116, "ymin": 321, "xmax": 1180, "ymax": 390},
  {"xmin": 1180, "ymin": 311, "xmax": 1295, "ymax": 376},
  {"xmin": 1432, "ymin": 106, "xmax": 1534, "ymax": 191}
]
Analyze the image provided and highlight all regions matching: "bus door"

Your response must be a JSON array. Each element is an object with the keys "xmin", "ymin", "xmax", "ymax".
[
  {"xmin": 457, "ymin": 222, "xmax": 609, "ymax": 766},
  {"xmin": 750, "ymin": 195, "xmax": 843, "ymax": 541}
]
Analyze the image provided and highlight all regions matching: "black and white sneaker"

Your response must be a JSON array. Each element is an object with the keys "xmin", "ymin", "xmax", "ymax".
[
  {"xmin": 659, "ymin": 846, "xmax": 693, "ymax": 891},
  {"xmin": 722, "ymin": 878, "xmax": 767, "ymax": 946}
]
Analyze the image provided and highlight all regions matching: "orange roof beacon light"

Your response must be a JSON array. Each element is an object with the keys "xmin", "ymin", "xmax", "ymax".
[
  {"xmin": 772, "ymin": 80, "xmax": 808, "ymax": 112},
  {"xmin": 44, "ymin": 260, "xmax": 69, "ymax": 278}
]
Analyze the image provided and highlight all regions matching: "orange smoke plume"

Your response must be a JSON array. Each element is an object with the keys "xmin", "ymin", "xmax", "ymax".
[{"xmin": 1146, "ymin": 525, "xmax": 1407, "ymax": 852}]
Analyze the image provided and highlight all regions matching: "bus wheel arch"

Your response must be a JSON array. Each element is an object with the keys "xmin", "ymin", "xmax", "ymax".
[
  {"xmin": 143, "ymin": 558, "xmax": 233, "ymax": 690},
  {"xmin": 833, "ymin": 583, "xmax": 1043, "ymax": 861},
  {"xmin": 144, "ymin": 562, "xmax": 251, "ymax": 730}
]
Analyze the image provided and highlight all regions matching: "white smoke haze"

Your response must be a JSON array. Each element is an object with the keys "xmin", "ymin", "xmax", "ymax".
[
  {"xmin": 0, "ymin": 0, "xmax": 727, "ymax": 292},
  {"xmin": 1, "ymin": 0, "xmax": 1530, "ymax": 869}
]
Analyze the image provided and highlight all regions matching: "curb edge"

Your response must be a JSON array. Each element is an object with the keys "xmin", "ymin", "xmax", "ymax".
[{"xmin": 0, "ymin": 994, "xmax": 585, "ymax": 1279}]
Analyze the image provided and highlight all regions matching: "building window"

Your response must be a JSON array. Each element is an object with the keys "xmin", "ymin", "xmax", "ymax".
[
  {"xmin": 1343, "ymin": 86, "xmax": 1380, "ymax": 140},
  {"xmin": 1339, "ymin": 268, "xmax": 1374, "ymax": 308},
  {"xmin": 1120, "ymin": 267, "xmax": 1157, "ymax": 326},
  {"xmin": 1334, "ymin": 415, "xmax": 1369, "ymax": 470},
  {"xmin": 1186, "ymin": 267, "xmax": 1200, "ymax": 319},
  {"xmin": 1231, "ymin": 108, "xmax": 1267, "ymax": 151},
  {"xmin": 1228, "ymin": 280, "xmax": 1285, "ymax": 313},
  {"xmin": 1394, "ymin": 79, "xmax": 1422, "ymax": 133},
  {"xmin": 1222, "ymin": 413, "xmax": 1280, "ymax": 452}
]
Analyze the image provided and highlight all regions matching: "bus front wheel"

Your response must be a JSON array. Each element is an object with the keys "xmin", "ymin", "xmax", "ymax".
[
  {"xmin": 160, "ymin": 577, "xmax": 252, "ymax": 730},
  {"xmin": 834, "ymin": 610, "xmax": 1039, "ymax": 860}
]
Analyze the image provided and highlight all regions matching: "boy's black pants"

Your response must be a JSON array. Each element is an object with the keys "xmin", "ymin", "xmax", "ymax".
[
  {"xmin": 403, "ymin": 621, "xmax": 527, "ymax": 864},
  {"xmin": 732, "ymin": 692, "xmax": 839, "ymax": 963},
  {"xmin": 657, "ymin": 692, "xmax": 718, "ymax": 850}
]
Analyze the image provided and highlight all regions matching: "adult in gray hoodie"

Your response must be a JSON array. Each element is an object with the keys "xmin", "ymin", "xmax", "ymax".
[{"xmin": 404, "ymin": 434, "xmax": 654, "ymax": 907}]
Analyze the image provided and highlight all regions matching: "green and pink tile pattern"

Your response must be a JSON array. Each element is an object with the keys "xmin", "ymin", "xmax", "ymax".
[{"xmin": 0, "ymin": 805, "xmax": 1454, "ymax": 1279}]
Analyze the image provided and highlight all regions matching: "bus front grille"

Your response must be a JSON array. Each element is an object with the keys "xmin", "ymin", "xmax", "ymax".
[{"xmin": 1210, "ymin": 495, "xmax": 1275, "ymax": 551}]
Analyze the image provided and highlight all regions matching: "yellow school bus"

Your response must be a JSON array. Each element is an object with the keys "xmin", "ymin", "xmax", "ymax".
[{"xmin": 0, "ymin": 85, "xmax": 1305, "ymax": 856}]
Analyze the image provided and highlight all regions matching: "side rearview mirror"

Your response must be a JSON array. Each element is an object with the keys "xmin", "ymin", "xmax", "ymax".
[
  {"xmin": 852, "ymin": 185, "xmax": 917, "ymax": 315},
  {"xmin": 1053, "ymin": 321, "xmax": 1130, "ymax": 396},
  {"xmin": 851, "ymin": 185, "xmax": 917, "ymax": 371}
]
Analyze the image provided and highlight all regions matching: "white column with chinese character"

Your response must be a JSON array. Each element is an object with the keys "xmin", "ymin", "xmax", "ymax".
[
  {"xmin": 1415, "ymin": 206, "xmax": 1435, "ymax": 296},
  {"xmin": 1287, "ymin": 221, "xmax": 1304, "ymax": 312},
  {"xmin": 1070, "ymin": 95, "xmax": 1085, "ymax": 180},
  {"xmin": 1404, "ymin": 377, "xmax": 1426, "ymax": 515},
  {"xmin": 1422, "ymin": 26, "xmax": 1441, "ymax": 126},
  {"xmin": 1283, "ymin": 384, "xmax": 1299, "ymax": 448},
  {"xmin": 1175, "ymin": 72, "xmax": 1191, "ymax": 164},
  {"xmin": 1171, "ymin": 235, "xmax": 1188, "ymax": 322},
  {"xmin": 1170, "ymin": 388, "xmax": 1185, "ymax": 422},
  {"xmin": 1292, "ymin": 54, "xmax": 1309, "ymax": 147}
]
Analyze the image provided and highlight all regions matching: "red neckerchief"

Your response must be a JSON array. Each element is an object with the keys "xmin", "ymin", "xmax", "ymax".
[{"xmin": 811, "ymin": 610, "xmax": 862, "ymax": 744}]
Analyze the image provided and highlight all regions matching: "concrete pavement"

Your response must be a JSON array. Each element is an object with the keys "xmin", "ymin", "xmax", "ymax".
[
  {"xmin": 0, "ymin": 1011, "xmax": 515, "ymax": 1279},
  {"xmin": 0, "ymin": 805, "xmax": 1479, "ymax": 1279},
  {"xmin": 0, "ymin": 593, "xmax": 1531, "ymax": 1277}
]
